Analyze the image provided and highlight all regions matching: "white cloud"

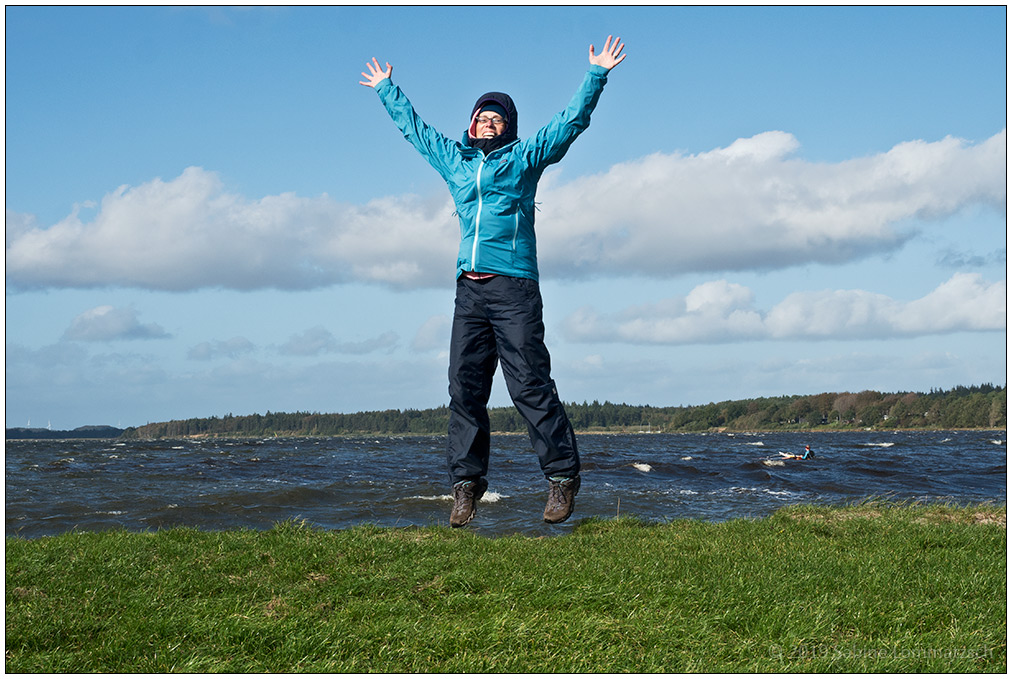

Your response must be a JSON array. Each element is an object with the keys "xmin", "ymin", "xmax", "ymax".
[
  {"xmin": 62, "ymin": 305, "xmax": 171, "ymax": 342},
  {"xmin": 188, "ymin": 336, "xmax": 257, "ymax": 360},
  {"xmin": 279, "ymin": 325, "xmax": 399, "ymax": 356},
  {"xmin": 5, "ymin": 130, "xmax": 1005, "ymax": 291},
  {"xmin": 411, "ymin": 315, "xmax": 452, "ymax": 352},
  {"xmin": 536, "ymin": 129, "xmax": 1006, "ymax": 278},
  {"xmin": 936, "ymin": 247, "xmax": 1006, "ymax": 269},
  {"xmin": 894, "ymin": 272, "xmax": 1007, "ymax": 333},
  {"xmin": 563, "ymin": 273, "xmax": 1006, "ymax": 345},
  {"xmin": 5, "ymin": 167, "xmax": 458, "ymax": 292},
  {"xmin": 335, "ymin": 330, "xmax": 399, "ymax": 355},
  {"xmin": 279, "ymin": 326, "xmax": 341, "ymax": 356}
]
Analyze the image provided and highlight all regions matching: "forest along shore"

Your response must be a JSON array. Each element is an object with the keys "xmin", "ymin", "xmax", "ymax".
[{"xmin": 115, "ymin": 386, "xmax": 1005, "ymax": 439}]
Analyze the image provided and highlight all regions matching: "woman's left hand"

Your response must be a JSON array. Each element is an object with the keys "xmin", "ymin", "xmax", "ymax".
[{"xmin": 359, "ymin": 58, "xmax": 393, "ymax": 88}]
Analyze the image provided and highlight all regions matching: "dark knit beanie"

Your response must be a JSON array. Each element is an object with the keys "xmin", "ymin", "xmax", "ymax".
[{"xmin": 478, "ymin": 103, "xmax": 509, "ymax": 120}]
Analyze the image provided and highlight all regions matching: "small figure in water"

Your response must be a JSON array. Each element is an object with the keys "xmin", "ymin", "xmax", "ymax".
[{"xmin": 780, "ymin": 445, "xmax": 814, "ymax": 460}]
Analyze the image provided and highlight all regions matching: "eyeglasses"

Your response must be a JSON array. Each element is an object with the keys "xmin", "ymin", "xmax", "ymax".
[{"xmin": 476, "ymin": 116, "xmax": 506, "ymax": 126}]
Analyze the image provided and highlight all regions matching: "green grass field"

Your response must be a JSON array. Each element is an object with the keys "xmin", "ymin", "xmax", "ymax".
[{"xmin": 6, "ymin": 503, "xmax": 1005, "ymax": 673}]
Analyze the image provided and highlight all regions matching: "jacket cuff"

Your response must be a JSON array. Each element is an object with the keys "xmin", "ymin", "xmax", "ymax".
[{"xmin": 588, "ymin": 64, "xmax": 610, "ymax": 77}]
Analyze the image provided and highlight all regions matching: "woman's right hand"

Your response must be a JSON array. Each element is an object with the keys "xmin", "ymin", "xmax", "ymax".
[
  {"xmin": 588, "ymin": 35, "xmax": 626, "ymax": 71},
  {"xmin": 359, "ymin": 58, "xmax": 393, "ymax": 88}
]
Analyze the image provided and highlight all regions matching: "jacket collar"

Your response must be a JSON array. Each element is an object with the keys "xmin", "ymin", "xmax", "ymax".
[{"xmin": 459, "ymin": 134, "xmax": 518, "ymax": 157}]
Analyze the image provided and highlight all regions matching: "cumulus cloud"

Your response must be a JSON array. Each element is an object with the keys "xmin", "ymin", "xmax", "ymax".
[
  {"xmin": 536, "ymin": 129, "xmax": 1006, "ymax": 278},
  {"xmin": 62, "ymin": 306, "xmax": 171, "ymax": 342},
  {"xmin": 5, "ymin": 129, "xmax": 1005, "ymax": 291},
  {"xmin": 335, "ymin": 331, "xmax": 399, "ymax": 355},
  {"xmin": 936, "ymin": 246, "xmax": 1006, "ymax": 269},
  {"xmin": 188, "ymin": 336, "xmax": 256, "ymax": 360},
  {"xmin": 279, "ymin": 326, "xmax": 340, "ymax": 356},
  {"xmin": 5, "ymin": 167, "xmax": 459, "ymax": 291},
  {"xmin": 411, "ymin": 315, "xmax": 452, "ymax": 352},
  {"xmin": 563, "ymin": 273, "xmax": 1005, "ymax": 345},
  {"xmin": 279, "ymin": 326, "xmax": 399, "ymax": 356}
]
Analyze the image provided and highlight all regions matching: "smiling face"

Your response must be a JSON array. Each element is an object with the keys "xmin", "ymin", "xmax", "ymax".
[
  {"xmin": 474, "ymin": 112, "xmax": 507, "ymax": 139},
  {"xmin": 467, "ymin": 94, "xmax": 516, "ymax": 145}
]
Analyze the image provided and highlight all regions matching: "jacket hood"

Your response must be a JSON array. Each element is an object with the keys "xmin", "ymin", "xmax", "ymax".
[{"xmin": 466, "ymin": 91, "xmax": 518, "ymax": 146}]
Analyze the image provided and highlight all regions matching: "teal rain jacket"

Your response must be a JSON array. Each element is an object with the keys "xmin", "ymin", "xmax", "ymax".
[{"xmin": 374, "ymin": 65, "xmax": 611, "ymax": 281}]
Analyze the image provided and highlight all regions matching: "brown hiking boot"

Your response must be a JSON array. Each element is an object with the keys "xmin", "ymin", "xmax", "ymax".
[
  {"xmin": 543, "ymin": 475, "xmax": 581, "ymax": 524},
  {"xmin": 449, "ymin": 478, "xmax": 488, "ymax": 528}
]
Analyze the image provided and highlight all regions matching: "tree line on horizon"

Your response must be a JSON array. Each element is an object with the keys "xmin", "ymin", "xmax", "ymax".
[{"xmin": 119, "ymin": 384, "xmax": 1006, "ymax": 439}]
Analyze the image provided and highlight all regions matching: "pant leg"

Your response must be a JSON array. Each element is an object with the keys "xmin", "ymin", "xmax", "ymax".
[
  {"xmin": 446, "ymin": 278, "xmax": 499, "ymax": 485},
  {"xmin": 485, "ymin": 276, "xmax": 580, "ymax": 479}
]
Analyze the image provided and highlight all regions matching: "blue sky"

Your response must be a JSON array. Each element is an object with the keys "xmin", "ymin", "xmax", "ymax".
[{"xmin": 5, "ymin": 5, "xmax": 1006, "ymax": 429}]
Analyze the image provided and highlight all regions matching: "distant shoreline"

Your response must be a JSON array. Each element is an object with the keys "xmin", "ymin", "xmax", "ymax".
[
  {"xmin": 9, "ymin": 385, "xmax": 1006, "ymax": 440},
  {"xmin": 5, "ymin": 426, "xmax": 125, "ymax": 441},
  {"xmin": 7, "ymin": 425, "xmax": 1005, "ymax": 441}
]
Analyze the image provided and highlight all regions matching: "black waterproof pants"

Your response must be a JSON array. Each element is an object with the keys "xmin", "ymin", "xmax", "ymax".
[{"xmin": 446, "ymin": 275, "xmax": 580, "ymax": 485}]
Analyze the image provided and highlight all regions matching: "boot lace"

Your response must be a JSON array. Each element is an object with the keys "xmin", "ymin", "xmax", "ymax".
[{"xmin": 547, "ymin": 480, "xmax": 569, "ymax": 509}]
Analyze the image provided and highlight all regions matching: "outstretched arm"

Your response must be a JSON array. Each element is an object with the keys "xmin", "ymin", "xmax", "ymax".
[
  {"xmin": 523, "ymin": 36, "xmax": 625, "ymax": 169},
  {"xmin": 359, "ymin": 58, "xmax": 392, "ymax": 88},
  {"xmin": 588, "ymin": 35, "xmax": 627, "ymax": 71},
  {"xmin": 362, "ymin": 57, "xmax": 462, "ymax": 180}
]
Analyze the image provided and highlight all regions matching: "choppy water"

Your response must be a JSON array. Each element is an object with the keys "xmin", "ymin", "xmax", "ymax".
[{"xmin": 5, "ymin": 431, "xmax": 1005, "ymax": 538}]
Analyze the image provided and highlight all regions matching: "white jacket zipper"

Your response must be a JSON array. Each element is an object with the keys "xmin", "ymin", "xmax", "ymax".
[{"xmin": 471, "ymin": 155, "xmax": 486, "ymax": 271}]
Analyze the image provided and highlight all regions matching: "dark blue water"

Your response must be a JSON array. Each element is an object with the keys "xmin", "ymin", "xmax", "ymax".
[{"xmin": 5, "ymin": 431, "xmax": 1005, "ymax": 538}]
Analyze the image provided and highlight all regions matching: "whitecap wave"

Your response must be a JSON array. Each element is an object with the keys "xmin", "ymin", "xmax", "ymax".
[
  {"xmin": 861, "ymin": 442, "xmax": 895, "ymax": 448},
  {"xmin": 632, "ymin": 463, "xmax": 652, "ymax": 472},
  {"xmin": 405, "ymin": 494, "xmax": 453, "ymax": 502},
  {"xmin": 680, "ymin": 456, "xmax": 693, "ymax": 461},
  {"xmin": 762, "ymin": 459, "xmax": 785, "ymax": 467},
  {"xmin": 404, "ymin": 491, "xmax": 505, "ymax": 503},
  {"xmin": 744, "ymin": 441, "xmax": 765, "ymax": 447}
]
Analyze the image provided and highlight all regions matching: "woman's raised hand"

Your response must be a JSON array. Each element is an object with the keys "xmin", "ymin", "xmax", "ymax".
[
  {"xmin": 359, "ymin": 58, "xmax": 393, "ymax": 88},
  {"xmin": 588, "ymin": 35, "xmax": 627, "ymax": 71}
]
